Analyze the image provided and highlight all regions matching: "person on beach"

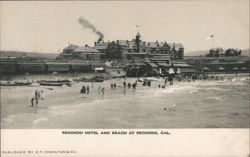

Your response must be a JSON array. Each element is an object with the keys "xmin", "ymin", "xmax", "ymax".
[
  {"xmin": 111, "ymin": 83, "xmax": 114, "ymax": 90},
  {"xmin": 158, "ymin": 84, "xmax": 161, "ymax": 88},
  {"xmin": 35, "ymin": 96, "xmax": 38, "ymax": 105},
  {"xmin": 114, "ymin": 83, "xmax": 116, "ymax": 90},
  {"xmin": 101, "ymin": 87, "xmax": 105, "ymax": 98},
  {"xmin": 192, "ymin": 74, "xmax": 196, "ymax": 82},
  {"xmin": 37, "ymin": 91, "xmax": 41, "ymax": 99},
  {"xmin": 31, "ymin": 97, "xmax": 34, "ymax": 107},
  {"xmin": 98, "ymin": 86, "xmax": 102, "ymax": 98},
  {"xmin": 87, "ymin": 86, "xmax": 89, "ymax": 94},
  {"xmin": 81, "ymin": 86, "xmax": 86, "ymax": 94},
  {"xmin": 128, "ymin": 83, "xmax": 131, "ymax": 88},
  {"xmin": 35, "ymin": 90, "xmax": 38, "ymax": 100},
  {"xmin": 132, "ymin": 83, "xmax": 136, "ymax": 89},
  {"xmin": 147, "ymin": 81, "xmax": 151, "ymax": 87},
  {"xmin": 123, "ymin": 81, "xmax": 126, "ymax": 88},
  {"xmin": 165, "ymin": 78, "xmax": 168, "ymax": 85}
]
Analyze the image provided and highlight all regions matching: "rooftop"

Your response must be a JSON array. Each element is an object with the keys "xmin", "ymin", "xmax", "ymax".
[
  {"xmin": 63, "ymin": 44, "xmax": 78, "ymax": 51},
  {"xmin": 73, "ymin": 46, "xmax": 100, "ymax": 53}
]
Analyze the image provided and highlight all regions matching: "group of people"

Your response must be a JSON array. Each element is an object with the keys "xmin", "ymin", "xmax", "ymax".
[
  {"xmin": 122, "ymin": 81, "xmax": 137, "ymax": 89},
  {"xmin": 30, "ymin": 90, "xmax": 44, "ymax": 107},
  {"xmin": 110, "ymin": 83, "xmax": 117, "ymax": 90},
  {"xmin": 80, "ymin": 85, "xmax": 90, "ymax": 94}
]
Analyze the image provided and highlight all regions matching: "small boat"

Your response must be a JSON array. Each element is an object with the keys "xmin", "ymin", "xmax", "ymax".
[
  {"xmin": 37, "ymin": 81, "xmax": 63, "ymax": 86},
  {"xmin": 73, "ymin": 77, "xmax": 92, "ymax": 82},
  {"xmin": 92, "ymin": 76, "xmax": 105, "ymax": 82},
  {"xmin": 39, "ymin": 80, "xmax": 71, "ymax": 83},
  {"xmin": 14, "ymin": 82, "xmax": 32, "ymax": 86},
  {"xmin": 0, "ymin": 81, "xmax": 32, "ymax": 86}
]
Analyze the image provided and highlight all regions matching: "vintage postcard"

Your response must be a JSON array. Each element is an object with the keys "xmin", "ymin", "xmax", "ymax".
[{"xmin": 0, "ymin": 0, "xmax": 249, "ymax": 156}]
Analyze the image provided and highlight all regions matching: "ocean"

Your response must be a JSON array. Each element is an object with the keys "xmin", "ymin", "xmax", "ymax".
[{"xmin": 1, "ymin": 75, "xmax": 249, "ymax": 128}]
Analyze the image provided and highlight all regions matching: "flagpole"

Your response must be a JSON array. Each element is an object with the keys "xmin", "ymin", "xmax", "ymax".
[{"xmin": 135, "ymin": 25, "xmax": 139, "ymax": 33}]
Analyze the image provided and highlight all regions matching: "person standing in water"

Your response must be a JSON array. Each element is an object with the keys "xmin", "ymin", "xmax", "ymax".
[
  {"xmin": 31, "ymin": 97, "xmax": 34, "ymax": 107},
  {"xmin": 35, "ymin": 90, "xmax": 38, "ymax": 100},
  {"xmin": 86, "ymin": 86, "xmax": 89, "ymax": 94},
  {"xmin": 35, "ymin": 97, "xmax": 38, "ymax": 105},
  {"xmin": 101, "ymin": 87, "xmax": 105, "ymax": 98},
  {"xmin": 111, "ymin": 83, "xmax": 114, "ymax": 90},
  {"xmin": 34, "ymin": 90, "xmax": 39, "ymax": 105},
  {"xmin": 128, "ymin": 83, "xmax": 131, "ymax": 88},
  {"xmin": 98, "ymin": 86, "xmax": 102, "ymax": 98},
  {"xmin": 123, "ymin": 81, "xmax": 126, "ymax": 88}
]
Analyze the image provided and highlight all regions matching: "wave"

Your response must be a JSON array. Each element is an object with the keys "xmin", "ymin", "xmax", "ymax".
[
  {"xmin": 206, "ymin": 87, "xmax": 230, "ymax": 91},
  {"xmin": 144, "ymin": 85, "xmax": 202, "ymax": 95},
  {"xmin": 206, "ymin": 96, "xmax": 226, "ymax": 101},
  {"xmin": 2, "ymin": 115, "xmax": 15, "ymax": 123},
  {"xmin": 48, "ymin": 105, "xmax": 77, "ymax": 115},
  {"xmin": 33, "ymin": 117, "xmax": 48, "ymax": 124}
]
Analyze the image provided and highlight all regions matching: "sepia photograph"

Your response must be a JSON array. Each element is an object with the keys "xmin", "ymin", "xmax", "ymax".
[
  {"xmin": 1, "ymin": 1, "xmax": 249, "ymax": 156},
  {"xmin": 0, "ymin": 0, "xmax": 249, "ymax": 130}
]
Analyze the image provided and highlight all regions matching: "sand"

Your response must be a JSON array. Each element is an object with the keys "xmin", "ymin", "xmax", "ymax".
[{"xmin": 1, "ymin": 73, "xmax": 249, "ymax": 128}]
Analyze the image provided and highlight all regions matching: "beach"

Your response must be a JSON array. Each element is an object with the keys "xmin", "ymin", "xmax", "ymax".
[{"xmin": 1, "ymin": 74, "xmax": 250, "ymax": 128}]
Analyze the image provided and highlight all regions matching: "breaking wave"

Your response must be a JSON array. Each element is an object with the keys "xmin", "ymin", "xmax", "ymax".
[{"xmin": 33, "ymin": 117, "xmax": 48, "ymax": 124}]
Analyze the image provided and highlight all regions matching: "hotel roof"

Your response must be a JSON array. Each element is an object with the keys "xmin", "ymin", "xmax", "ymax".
[
  {"xmin": 63, "ymin": 44, "xmax": 78, "ymax": 51},
  {"xmin": 73, "ymin": 46, "xmax": 100, "ymax": 53}
]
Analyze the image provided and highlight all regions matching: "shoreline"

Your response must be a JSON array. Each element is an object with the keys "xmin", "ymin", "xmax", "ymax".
[{"xmin": 1, "ymin": 75, "xmax": 249, "ymax": 128}]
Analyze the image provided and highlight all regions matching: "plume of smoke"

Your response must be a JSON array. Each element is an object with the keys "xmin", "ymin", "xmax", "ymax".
[{"xmin": 78, "ymin": 16, "xmax": 104, "ymax": 43}]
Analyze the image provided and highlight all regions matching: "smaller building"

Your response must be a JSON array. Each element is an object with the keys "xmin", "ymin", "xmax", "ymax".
[
  {"xmin": 60, "ymin": 44, "xmax": 103, "ymax": 60},
  {"xmin": 72, "ymin": 46, "xmax": 104, "ymax": 60},
  {"xmin": 62, "ymin": 44, "xmax": 79, "ymax": 55}
]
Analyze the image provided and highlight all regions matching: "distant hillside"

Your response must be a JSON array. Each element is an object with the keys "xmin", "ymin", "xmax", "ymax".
[
  {"xmin": 242, "ymin": 49, "xmax": 250, "ymax": 56},
  {"xmin": 186, "ymin": 49, "xmax": 250, "ymax": 57},
  {"xmin": 0, "ymin": 51, "xmax": 58, "ymax": 59}
]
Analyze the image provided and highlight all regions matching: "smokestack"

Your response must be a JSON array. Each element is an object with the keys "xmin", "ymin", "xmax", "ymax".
[{"xmin": 78, "ymin": 16, "xmax": 104, "ymax": 43}]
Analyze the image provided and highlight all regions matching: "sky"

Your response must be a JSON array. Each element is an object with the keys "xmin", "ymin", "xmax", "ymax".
[{"xmin": 0, "ymin": 0, "xmax": 249, "ymax": 53}]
